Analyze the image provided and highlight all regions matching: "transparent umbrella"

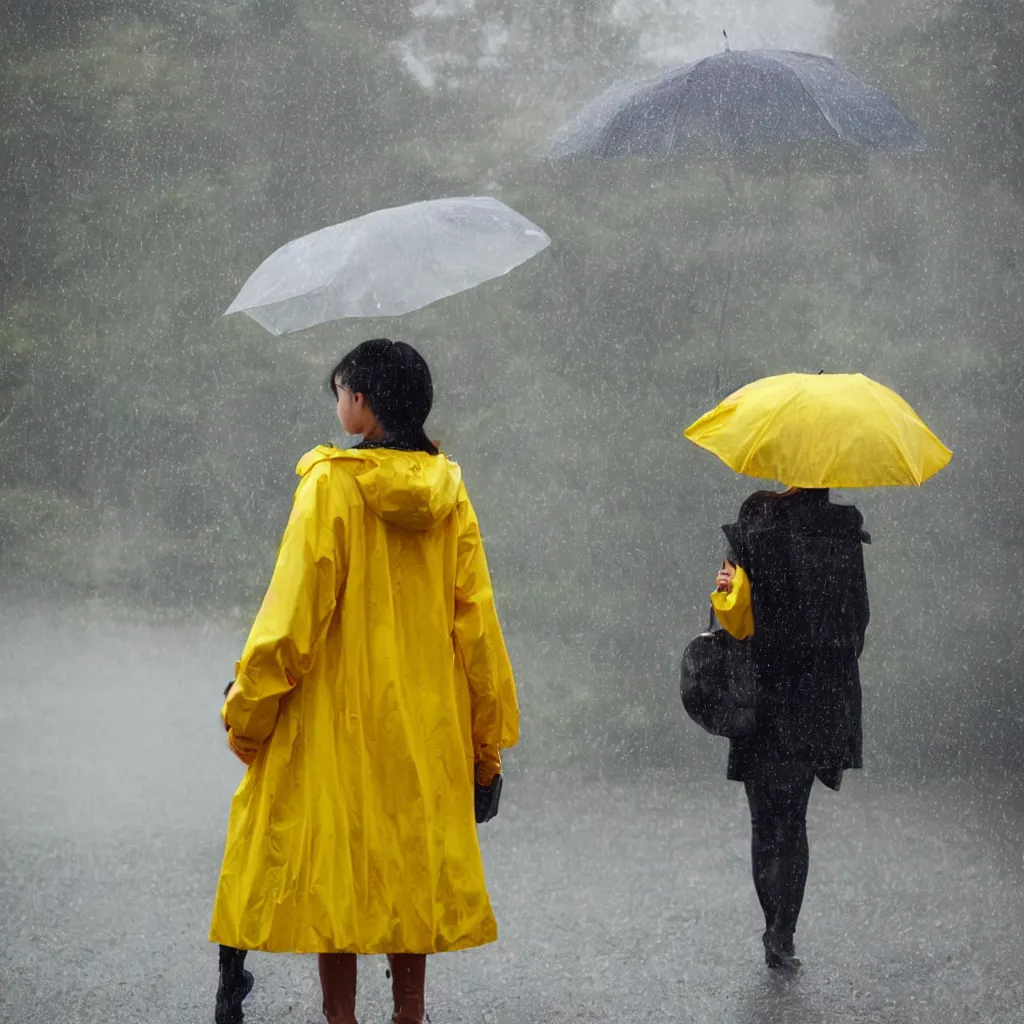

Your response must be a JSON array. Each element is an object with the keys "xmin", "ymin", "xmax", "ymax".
[{"xmin": 224, "ymin": 196, "xmax": 551, "ymax": 336}]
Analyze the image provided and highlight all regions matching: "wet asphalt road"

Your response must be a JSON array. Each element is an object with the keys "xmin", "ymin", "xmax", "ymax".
[{"xmin": 1, "ymin": 606, "xmax": 1023, "ymax": 1024}]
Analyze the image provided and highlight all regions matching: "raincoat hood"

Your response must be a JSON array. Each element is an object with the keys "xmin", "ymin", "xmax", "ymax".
[{"xmin": 296, "ymin": 445, "xmax": 462, "ymax": 531}]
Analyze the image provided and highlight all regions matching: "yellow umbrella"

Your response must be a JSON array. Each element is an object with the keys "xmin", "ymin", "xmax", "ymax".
[{"xmin": 684, "ymin": 372, "xmax": 952, "ymax": 488}]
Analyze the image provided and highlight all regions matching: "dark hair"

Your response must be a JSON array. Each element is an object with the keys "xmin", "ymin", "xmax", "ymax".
[
  {"xmin": 739, "ymin": 487, "xmax": 830, "ymax": 524},
  {"xmin": 329, "ymin": 339, "xmax": 438, "ymax": 455}
]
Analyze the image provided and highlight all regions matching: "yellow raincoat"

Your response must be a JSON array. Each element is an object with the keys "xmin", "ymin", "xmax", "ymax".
[{"xmin": 209, "ymin": 446, "xmax": 519, "ymax": 954}]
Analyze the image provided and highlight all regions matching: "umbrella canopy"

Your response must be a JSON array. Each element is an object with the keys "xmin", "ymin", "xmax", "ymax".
[
  {"xmin": 546, "ymin": 49, "xmax": 922, "ymax": 161},
  {"xmin": 684, "ymin": 372, "xmax": 952, "ymax": 488},
  {"xmin": 224, "ymin": 196, "xmax": 551, "ymax": 336}
]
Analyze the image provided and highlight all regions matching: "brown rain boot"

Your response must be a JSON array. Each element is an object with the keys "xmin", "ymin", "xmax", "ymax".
[
  {"xmin": 387, "ymin": 954, "xmax": 426, "ymax": 1024},
  {"xmin": 318, "ymin": 953, "xmax": 358, "ymax": 1024}
]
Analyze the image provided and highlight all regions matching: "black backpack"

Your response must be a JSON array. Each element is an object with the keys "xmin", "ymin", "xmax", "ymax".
[{"xmin": 680, "ymin": 607, "xmax": 756, "ymax": 739}]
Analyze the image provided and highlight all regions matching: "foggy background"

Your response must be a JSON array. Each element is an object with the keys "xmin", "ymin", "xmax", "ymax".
[
  {"xmin": 1, "ymin": 0, "xmax": 1022, "ymax": 782},
  {"xmin": 3, "ymin": 3, "xmax": 1024, "ymax": 1023}
]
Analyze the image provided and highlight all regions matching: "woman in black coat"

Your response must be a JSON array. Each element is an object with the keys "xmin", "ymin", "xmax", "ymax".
[{"xmin": 715, "ymin": 487, "xmax": 870, "ymax": 970}]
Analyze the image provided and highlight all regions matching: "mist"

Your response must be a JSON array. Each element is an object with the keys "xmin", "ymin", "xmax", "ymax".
[
  {"xmin": 1, "ymin": 1, "xmax": 1023, "ymax": 1020},
  {"xmin": 3, "ymin": 0, "xmax": 1020, "ymax": 778}
]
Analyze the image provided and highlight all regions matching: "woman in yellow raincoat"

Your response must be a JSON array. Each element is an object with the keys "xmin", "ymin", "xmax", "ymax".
[{"xmin": 210, "ymin": 339, "xmax": 519, "ymax": 1024}]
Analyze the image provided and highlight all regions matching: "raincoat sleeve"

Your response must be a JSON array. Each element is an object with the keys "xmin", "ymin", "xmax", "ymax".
[
  {"xmin": 454, "ymin": 486, "xmax": 519, "ymax": 785},
  {"xmin": 710, "ymin": 563, "xmax": 754, "ymax": 640},
  {"xmin": 851, "ymin": 529, "xmax": 871, "ymax": 657},
  {"xmin": 222, "ymin": 461, "xmax": 346, "ymax": 765}
]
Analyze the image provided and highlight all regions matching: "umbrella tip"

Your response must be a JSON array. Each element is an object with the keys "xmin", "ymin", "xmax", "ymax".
[{"xmin": 722, "ymin": 29, "xmax": 730, "ymax": 52}]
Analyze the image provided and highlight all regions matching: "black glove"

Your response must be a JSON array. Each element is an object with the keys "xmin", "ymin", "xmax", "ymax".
[{"xmin": 475, "ymin": 774, "xmax": 502, "ymax": 824}]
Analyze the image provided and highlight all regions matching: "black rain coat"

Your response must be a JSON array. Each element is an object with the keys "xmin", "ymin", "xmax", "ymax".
[{"xmin": 724, "ymin": 489, "xmax": 870, "ymax": 789}]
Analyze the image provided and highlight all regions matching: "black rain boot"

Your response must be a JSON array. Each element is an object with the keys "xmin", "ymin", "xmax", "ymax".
[
  {"xmin": 763, "ymin": 931, "xmax": 801, "ymax": 971},
  {"xmin": 215, "ymin": 946, "xmax": 254, "ymax": 1024}
]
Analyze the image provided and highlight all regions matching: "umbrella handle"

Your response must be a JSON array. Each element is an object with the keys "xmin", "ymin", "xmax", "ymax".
[{"xmin": 714, "ymin": 262, "xmax": 734, "ymax": 399}]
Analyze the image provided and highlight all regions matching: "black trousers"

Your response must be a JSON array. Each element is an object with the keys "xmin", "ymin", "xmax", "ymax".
[
  {"xmin": 743, "ymin": 766, "xmax": 816, "ymax": 947},
  {"xmin": 219, "ymin": 945, "xmax": 247, "ymax": 979}
]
